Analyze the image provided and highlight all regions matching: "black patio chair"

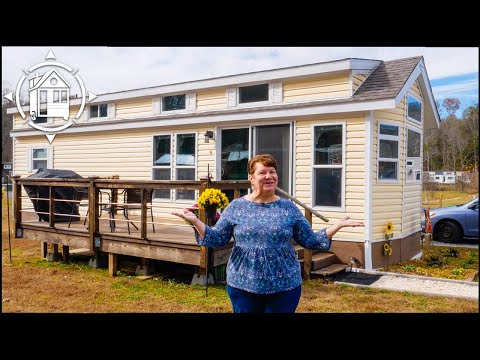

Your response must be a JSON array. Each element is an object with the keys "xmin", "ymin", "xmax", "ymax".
[
  {"xmin": 68, "ymin": 187, "xmax": 89, "ymax": 228},
  {"xmin": 122, "ymin": 188, "xmax": 155, "ymax": 234}
]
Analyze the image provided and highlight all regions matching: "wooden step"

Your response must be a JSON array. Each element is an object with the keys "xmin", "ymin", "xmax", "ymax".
[
  {"xmin": 294, "ymin": 245, "xmax": 304, "ymax": 259},
  {"xmin": 311, "ymin": 263, "xmax": 349, "ymax": 276},
  {"xmin": 311, "ymin": 252, "xmax": 336, "ymax": 271}
]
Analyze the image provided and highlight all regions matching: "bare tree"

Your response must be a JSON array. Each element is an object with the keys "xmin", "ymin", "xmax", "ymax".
[
  {"xmin": 2, "ymin": 81, "xmax": 14, "ymax": 164},
  {"xmin": 463, "ymin": 104, "xmax": 479, "ymax": 172}
]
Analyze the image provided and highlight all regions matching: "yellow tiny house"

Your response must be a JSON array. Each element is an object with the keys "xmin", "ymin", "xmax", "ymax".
[{"xmin": 8, "ymin": 56, "xmax": 440, "ymax": 270}]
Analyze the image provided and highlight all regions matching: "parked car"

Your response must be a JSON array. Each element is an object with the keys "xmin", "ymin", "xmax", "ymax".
[{"xmin": 421, "ymin": 197, "xmax": 479, "ymax": 243}]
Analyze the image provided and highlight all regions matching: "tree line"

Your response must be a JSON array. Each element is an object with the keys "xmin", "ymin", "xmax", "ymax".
[{"xmin": 424, "ymin": 98, "xmax": 479, "ymax": 174}]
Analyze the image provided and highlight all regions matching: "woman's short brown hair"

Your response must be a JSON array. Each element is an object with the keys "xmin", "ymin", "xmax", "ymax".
[{"xmin": 247, "ymin": 154, "xmax": 277, "ymax": 175}]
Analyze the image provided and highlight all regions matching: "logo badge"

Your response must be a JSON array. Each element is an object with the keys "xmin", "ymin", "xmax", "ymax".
[{"xmin": 4, "ymin": 50, "xmax": 97, "ymax": 143}]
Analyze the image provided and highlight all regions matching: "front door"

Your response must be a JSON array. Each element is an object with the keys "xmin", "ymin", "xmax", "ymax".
[{"xmin": 252, "ymin": 123, "xmax": 292, "ymax": 193}]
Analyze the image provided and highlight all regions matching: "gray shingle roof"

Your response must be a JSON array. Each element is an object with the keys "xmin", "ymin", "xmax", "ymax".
[{"xmin": 352, "ymin": 56, "xmax": 423, "ymax": 101}]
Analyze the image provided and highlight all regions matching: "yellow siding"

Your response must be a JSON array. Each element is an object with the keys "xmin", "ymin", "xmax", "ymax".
[
  {"xmin": 352, "ymin": 73, "xmax": 367, "ymax": 93},
  {"xmin": 402, "ymin": 79, "xmax": 425, "ymax": 236},
  {"xmin": 14, "ymin": 114, "xmax": 27, "ymax": 129},
  {"xmin": 284, "ymin": 74, "xmax": 350, "ymax": 102},
  {"xmin": 296, "ymin": 115, "xmax": 366, "ymax": 241},
  {"xmin": 14, "ymin": 127, "xmax": 214, "ymax": 218},
  {"xmin": 197, "ymin": 90, "xmax": 226, "ymax": 111},
  {"xmin": 409, "ymin": 80, "xmax": 423, "ymax": 101},
  {"xmin": 371, "ymin": 90, "xmax": 423, "ymax": 241},
  {"xmin": 116, "ymin": 98, "xmax": 152, "ymax": 117}
]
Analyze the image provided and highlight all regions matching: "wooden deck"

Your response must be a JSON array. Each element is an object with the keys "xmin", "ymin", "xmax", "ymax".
[
  {"xmin": 20, "ymin": 211, "xmax": 233, "ymax": 267},
  {"xmin": 11, "ymin": 176, "xmax": 327, "ymax": 279}
]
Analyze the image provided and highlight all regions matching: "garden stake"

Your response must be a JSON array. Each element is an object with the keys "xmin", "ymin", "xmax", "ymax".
[{"xmin": 4, "ymin": 170, "xmax": 12, "ymax": 263}]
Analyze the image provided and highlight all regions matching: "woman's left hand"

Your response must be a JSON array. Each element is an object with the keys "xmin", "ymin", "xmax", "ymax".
[{"xmin": 338, "ymin": 216, "xmax": 364, "ymax": 228}]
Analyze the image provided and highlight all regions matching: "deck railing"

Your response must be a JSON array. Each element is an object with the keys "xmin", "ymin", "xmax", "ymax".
[{"xmin": 11, "ymin": 176, "xmax": 328, "ymax": 278}]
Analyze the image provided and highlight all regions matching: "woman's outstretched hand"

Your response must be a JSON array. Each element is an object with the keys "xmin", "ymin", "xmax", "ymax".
[
  {"xmin": 172, "ymin": 208, "xmax": 206, "ymax": 238},
  {"xmin": 171, "ymin": 208, "xmax": 199, "ymax": 222},
  {"xmin": 337, "ymin": 216, "xmax": 365, "ymax": 228}
]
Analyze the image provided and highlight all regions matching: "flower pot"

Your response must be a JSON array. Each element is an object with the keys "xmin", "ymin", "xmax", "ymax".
[{"xmin": 204, "ymin": 205, "xmax": 218, "ymax": 221}]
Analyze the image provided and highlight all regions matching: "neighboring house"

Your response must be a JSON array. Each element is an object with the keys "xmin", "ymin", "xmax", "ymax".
[
  {"xmin": 8, "ymin": 56, "xmax": 440, "ymax": 270},
  {"xmin": 28, "ymin": 69, "xmax": 70, "ymax": 122},
  {"xmin": 424, "ymin": 171, "xmax": 457, "ymax": 184}
]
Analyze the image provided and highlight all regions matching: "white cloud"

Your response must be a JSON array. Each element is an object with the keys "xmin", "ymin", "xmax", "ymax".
[
  {"xmin": 2, "ymin": 46, "xmax": 479, "ymax": 95},
  {"xmin": 432, "ymin": 79, "xmax": 478, "ymax": 99}
]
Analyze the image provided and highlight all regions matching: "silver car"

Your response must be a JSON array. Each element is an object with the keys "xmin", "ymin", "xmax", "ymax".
[{"xmin": 421, "ymin": 197, "xmax": 479, "ymax": 243}]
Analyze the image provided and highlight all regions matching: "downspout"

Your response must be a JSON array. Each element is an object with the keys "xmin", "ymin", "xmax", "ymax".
[{"xmin": 364, "ymin": 111, "xmax": 373, "ymax": 270}]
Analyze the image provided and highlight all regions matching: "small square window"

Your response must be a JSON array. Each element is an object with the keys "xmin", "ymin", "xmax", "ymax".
[
  {"xmin": 163, "ymin": 95, "xmax": 185, "ymax": 111},
  {"xmin": 90, "ymin": 104, "xmax": 108, "ymax": 118},
  {"xmin": 239, "ymin": 84, "xmax": 269, "ymax": 103}
]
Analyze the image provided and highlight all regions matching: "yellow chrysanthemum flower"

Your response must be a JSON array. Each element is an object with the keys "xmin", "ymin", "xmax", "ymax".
[{"xmin": 198, "ymin": 188, "xmax": 230, "ymax": 209}]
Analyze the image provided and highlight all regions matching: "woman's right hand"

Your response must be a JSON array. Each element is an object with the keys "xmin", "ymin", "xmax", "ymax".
[{"xmin": 172, "ymin": 208, "xmax": 199, "ymax": 223}]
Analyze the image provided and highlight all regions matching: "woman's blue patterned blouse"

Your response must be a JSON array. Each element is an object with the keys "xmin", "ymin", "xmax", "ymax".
[{"xmin": 195, "ymin": 197, "xmax": 331, "ymax": 294}]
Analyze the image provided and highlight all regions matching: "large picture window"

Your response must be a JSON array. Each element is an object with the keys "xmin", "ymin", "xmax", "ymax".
[
  {"xmin": 313, "ymin": 124, "xmax": 343, "ymax": 208},
  {"xmin": 152, "ymin": 134, "xmax": 172, "ymax": 199},
  {"xmin": 175, "ymin": 133, "xmax": 196, "ymax": 200},
  {"xmin": 378, "ymin": 123, "xmax": 399, "ymax": 181},
  {"xmin": 152, "ymin": 133, "xmax": 196, "ymax": 201},
  {"xmin": 407, "ymin": 95, "xmax": 422, "ymax": 123}
]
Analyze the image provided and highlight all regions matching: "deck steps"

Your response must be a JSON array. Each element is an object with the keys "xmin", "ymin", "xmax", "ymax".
[
  {"xmin": 311, "ymin": 263, "xmax": 349, "ymax": 276},
  {"xmin": 294, "ymin": 243, "xmax": 349, "ymax": 277}
]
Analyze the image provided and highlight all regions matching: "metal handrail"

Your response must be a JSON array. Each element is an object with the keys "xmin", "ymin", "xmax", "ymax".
[{"xmin": 275, "ymin": 187, "xmax": 329, "ymax": 222}]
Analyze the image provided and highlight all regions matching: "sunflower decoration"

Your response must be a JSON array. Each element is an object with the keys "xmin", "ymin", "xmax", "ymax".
[{"xmin": 384, "ymin": 221, "xmax": 394, "ymax": 256}]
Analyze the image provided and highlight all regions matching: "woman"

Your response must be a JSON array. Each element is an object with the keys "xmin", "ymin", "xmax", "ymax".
[{"xmin": 172, "ymin": 154, "xmax": 364, "ymax": 313}]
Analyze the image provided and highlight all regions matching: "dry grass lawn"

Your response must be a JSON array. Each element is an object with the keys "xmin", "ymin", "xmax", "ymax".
[{"xmin": 2, "ymin": 199, "xmax": 478, "ymax": 313}]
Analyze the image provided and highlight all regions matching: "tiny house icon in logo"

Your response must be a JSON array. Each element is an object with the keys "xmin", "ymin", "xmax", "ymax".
[{"xmin": 4, "ymin": 50, "xmax": 97, "ymax": 143}]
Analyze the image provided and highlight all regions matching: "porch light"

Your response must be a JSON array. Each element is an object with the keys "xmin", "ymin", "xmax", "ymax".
[{"xmin": 204, "ymin": 130, "xmax": 214, "ymax": 143}]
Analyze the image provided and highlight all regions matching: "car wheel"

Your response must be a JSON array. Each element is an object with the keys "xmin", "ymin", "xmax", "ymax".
[{"xmin": 435, "ymin": 221, "xmax": 462, "ymax": 243}]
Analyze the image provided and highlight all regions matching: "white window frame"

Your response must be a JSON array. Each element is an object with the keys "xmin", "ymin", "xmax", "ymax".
[
  {"xmin": 377, "ymin": 122, "xmax": 400, "ymax": 182},
  {"xmin": 174, "ymin": 132, "xmax": 197, "ymax": 202},
  {"xmin": 160, "ymin": 94, "xmax": 188, "ymax": 113},
  {"xmin": 406, "ymin": 93, "xmax": 423, "ymax": 124},
  {"xmin": 405, "ymin": 125, "xmax": 422, "ymax": 183},
  {"xmin": 152, "ymin": 133, "xmax": 173, "ymax": 202},
  {"xmin": 237, "ymin": 82, "xmax": 272, "ymax": 108},
  {"xmin": 29, "ymin": 146, "xmax": 53, "ymax": 172},
  {"xmin": 311, "ymin": 121, "xmax": 346, "ymax": 212},
  {"xmin": 89, "ymin": 103, "xmax": 109, "ymax": 120}
]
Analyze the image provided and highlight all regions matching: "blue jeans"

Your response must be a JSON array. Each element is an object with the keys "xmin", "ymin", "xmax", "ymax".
[{"xmin": 227, "ymin": 284, "xmax": 302, "ymax": 313}]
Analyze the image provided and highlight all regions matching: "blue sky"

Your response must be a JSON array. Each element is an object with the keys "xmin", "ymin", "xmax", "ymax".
[
  {"xmin": 430, "ymin": 72, "xmax": 478, "ymax": 117},
  {"xmin": 2, "ymin": 47, "xmax": 478, "ymax": 118}
]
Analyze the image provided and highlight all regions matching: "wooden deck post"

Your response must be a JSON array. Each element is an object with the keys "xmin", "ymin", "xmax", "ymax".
[
  {"xmin": 303, "ymin": 209, "xmax": 313, "ymax": 280},
  {"xmin": 12, "ymin": 175, "xmax": 21, "ymax": 239},
  {"xmin": 109, "ymin": 253, "xmax": 118, "ymax": 277},
  {"xmin": 88, "ymin": 177, "xmax": 100, "ymax": 252},
  {"xmin": 63, "ymin": 245, "xmax": 70, "ymax": 262},
  {"xmin": 198, "ymin": 179, "xmax": 208, "ymax": 276},
  {"xmin": 140, "ymin": 188, "xmax": 147, "ymax": 239},
  {"xmin": 41, "ymin": 242, "xmax": 48, "ymax": 258},
  {"xmin": 48, "ymin": 186, "xmax": 55, "ymax": 228}
]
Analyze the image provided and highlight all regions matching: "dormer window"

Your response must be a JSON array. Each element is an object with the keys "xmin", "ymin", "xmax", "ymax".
[
  {"xmin": 90, "ymin": 104, "xmax": 108, "ymax": 118},
  {"xmin": 239, "ymin": 84, "xmax": 269, "ymax": 104},
  {"xmin": 163, "ymin": 94, "xmax": 186, "ymax": 111}
]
